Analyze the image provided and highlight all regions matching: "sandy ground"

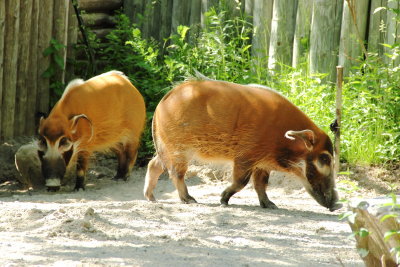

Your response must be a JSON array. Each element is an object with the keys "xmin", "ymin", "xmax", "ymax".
[{"xmin": 0, "ymin": 157, "xmax": 372, "ymax": 267}]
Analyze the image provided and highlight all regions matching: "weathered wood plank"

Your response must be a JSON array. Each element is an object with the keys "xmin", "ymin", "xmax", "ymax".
[
  {"xmin": 190, "ymin": 0, "xmax": 202, "ymax": 40},
  {"xmin": 268, "ymin": 0, "xmax": 297, "ymax": 72},
  {"xmin": 368, "ymin": 0, "xmax": 387, "ymax": 56},
  {"xmin": 338, "ymin": 0, "xmax": 370, "ymax": 77},
  {"xmin": 292, "ymin": 0, "xmax": 312, "ymax": 68},
  {"xmin": 0, "ymin": 0, "xmax": 5, "ymax": 133},
  {"xmin": 81, "ymin": 13, "xmax": 116, "ymax": 27},
  {"xmin": 26, "ymin": 0, "xmax": 40, "ymax": 135},
  {"xmin": 124, "ymin": 0, "xmax": 144, "ymax": 25},
  {"xmin": 66, "ymin": 0, "xmax": 79, "ymax": 83},
  {"xmin": 15, "ymin": 0, "xmax": 33, "ymax": 136},
  {"xmin": 160, "ymin": 0, "xmax": 173, "ymax": 42},
  {"xmin": 37, "ymin": 0, "xmax": 54, "ymax": 114},
  {"xmin": 201, "ymin": 0, "xmax": 218, "ymax": 28},
  {"xmin": 1, "ymin": 0, "xmax": 20, "ymax": 140},
  {"xmin": 77, "ymin": 0, "xmax": 122, "ymax": 12},
  {"xmin": 53, "ymin": 0, "xmax": 69, "ymax": 89},
  {"xmin": 252, "ymin": 0, "xmax": 273, "ymax": 70},
  {"xmin": 171, "ymin": 0, "xmax": 191, "ymax": 35},
  {"xmin": 385, "ymin": 0, "xmax": 400, "ymax": 66},
  {"xmin": 310, "ymin": 0, "xmax": 343, "ymax": 82}
]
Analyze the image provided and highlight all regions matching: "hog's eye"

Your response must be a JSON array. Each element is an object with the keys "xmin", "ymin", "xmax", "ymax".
[
  {"xmin": 59, "ymin": 137, "xmax": 70, "ymax": 147},
  {"xmin": 38, "ymin": 136, "xmax": 47, "ymax": 149},
  {"xmin": 319, "ymin": 154, "xmax": 331, "ymax": 165}
]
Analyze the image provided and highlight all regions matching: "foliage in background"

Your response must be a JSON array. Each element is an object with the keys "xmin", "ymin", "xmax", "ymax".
[
  {"xmin": 42, "ymin": 38, "xmax": 67, "ymax": 106},
  {"xmin": 76, "ymin": 8, "xmax": 399, "ymax": 166}
]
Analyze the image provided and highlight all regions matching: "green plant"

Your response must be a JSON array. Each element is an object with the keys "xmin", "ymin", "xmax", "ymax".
[{"xmin": 42, "ymin": 38, "xmax": 67, "ymax": 106}]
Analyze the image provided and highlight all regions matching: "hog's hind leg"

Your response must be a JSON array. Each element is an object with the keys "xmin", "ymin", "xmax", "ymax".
[
  {"xmin": 252, "ymin": 168, "xmax": 278, "ymax": 209},
  {"xmin": 144, "ymin": 154, "xmax": 165, "ymax": 202},
  {"xmin": 220, "ymin": 159, "xmax": 252, "ymax": 206}
]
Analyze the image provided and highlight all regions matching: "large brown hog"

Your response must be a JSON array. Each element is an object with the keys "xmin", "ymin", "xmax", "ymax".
[
  {"xmin": 144, "ymin": 79, "xmax": 341, "ymax": 211},
  {"xmin": 38, "ymin": 71, "xmax": 146, "ymax": 191}
]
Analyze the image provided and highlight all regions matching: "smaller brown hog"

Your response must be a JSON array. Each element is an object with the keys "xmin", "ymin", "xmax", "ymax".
[
  {"xmin": 144, "ymin": 79, "xmax": 341, "ymax": 211},
  {"xmin": 38, "ymin": 71, "xmax": 146, "ymax": 191}
]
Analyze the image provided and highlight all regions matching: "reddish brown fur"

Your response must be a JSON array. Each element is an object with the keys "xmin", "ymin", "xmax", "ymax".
[
  {"xmin": 38, "ymin": 71, "xmax": 146, "ymax": 190},
  {"xmin": 144, "ymin": 80, "xmax": 339, "ymax": 210}
]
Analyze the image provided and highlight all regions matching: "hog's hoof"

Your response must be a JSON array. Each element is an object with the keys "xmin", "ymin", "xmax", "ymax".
[
  {"xmin": 181, "ymin": 195, "xmax": 197, "ymax": 204},
  {"xmin": 329, "ymin": 203, "xmax": 343, "ymax": 212},
  {"xmin": 112, "ymin": 175, "xmax": 128, "ymax": 181},
  {"xmin": 47, "ymin": 186, "xmax": 60, "ymax": 192},
  {"xmin": 260, "ymin": 199, "xmax": 278, "ymax": 209}
]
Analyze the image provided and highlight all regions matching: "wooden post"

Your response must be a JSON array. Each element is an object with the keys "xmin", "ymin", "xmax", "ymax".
[
  {"xmin": 334, "ymin": 66, "xmax": 343, "ymax": 180},
  {"xmin": 309, "ymin": 0, "xmax": 343, "ymax": 82},
  {"xmin": 1, "ymin": 0, "xmax": 20, "ymax": 140},
  {"xmin": 252, "ymin": 0, "xmax": 273, "ymax": 72},
  {"xmin": 338, "ymin": 0, "xmax": 370, "ymax": 77},
  {"xmin": 26, "ymin": 0, "xmax": 40, "ymax": 135},
  {"xmin": 292, "ymin": 0, "xmax": 312, "ymax": 68},
  {"xmin": 37, "ymin": 0, "xmax": 54, "ymax": 115},
  {"xmin": 15, "ymin": 0, "xmax": 33, "ymax": 136},
  {"xmin": 0, "ymin": 0, "xmax": 5, "ymax": 137},
  {"xmin": 268, "ymin": 0, "xmax": 297, "ymax": 72}
]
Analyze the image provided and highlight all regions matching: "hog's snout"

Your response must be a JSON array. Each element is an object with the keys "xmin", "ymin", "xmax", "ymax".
[{"xmin": 40, "ymin": 155, "xmax": 66, "ymax": 191}]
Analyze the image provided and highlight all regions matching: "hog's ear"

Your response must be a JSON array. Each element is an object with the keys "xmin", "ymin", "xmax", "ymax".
[
  {"xmin": 69, "ymin": 114, "xmax": 93, "ymax": 141},
  {"xmin": 285, "ymin": 129, "xmax": 315, "ymax": 152}
]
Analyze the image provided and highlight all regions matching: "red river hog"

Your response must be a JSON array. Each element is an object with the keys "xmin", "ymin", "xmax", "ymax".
[
  {"xmin": 144, "ymin": 79, "xmax": 341, "ymax": 211},
  {"xmin": 38, "ymin": 71, "xmax": 146, "ymax": 191}
]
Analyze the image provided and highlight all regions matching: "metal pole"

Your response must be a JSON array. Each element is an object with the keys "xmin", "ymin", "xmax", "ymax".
[{"xmin": 334, "ymin": 66, "xmax": 343, "ymax": 179}]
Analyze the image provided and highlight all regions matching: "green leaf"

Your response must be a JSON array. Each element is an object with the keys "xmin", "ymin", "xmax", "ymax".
[
  {"xmin": 358, "ymin": 228, "xmax": 370, "ymax": 238},
  {"xmin": 43, "ymin": 46, "xmax": 54, "ymax": 56},
  {"xmin": 54, "ymin": 55, "xmax": 65, "ymax": 69},
  {"xmin": 384, "ymin": 230, "xmax": 400, "ymax": 241},
  {"xmin": 380, "ymin": 214, "xmax": 398, "ymax": 222}
]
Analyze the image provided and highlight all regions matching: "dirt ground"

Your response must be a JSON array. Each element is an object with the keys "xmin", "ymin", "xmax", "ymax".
[{"xmin": 0, "ymin": 139, "xmax": 399, "ymax": 267}]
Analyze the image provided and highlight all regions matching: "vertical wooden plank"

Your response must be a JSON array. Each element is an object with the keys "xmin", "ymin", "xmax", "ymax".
[
  {"xmin": 1, "ymin": 0, "xmax": 20, "ymax": 140},
  {"xmin": 385, "ymin": 0, "xmax": 400, "ymax": 66},
  {"xmin": 310, "ymin": 0, "xmax": 343, "ymax": 82},
  {"xmin": 26, "ymin": 0, "xmax": 39, "ymax": 135},
  {"xmin": 141, "ymin": 0, "xmax": 154, "ymax": 39},
  {"xmin": 252, "ymin": 0, "xmax": 274, "ymax": 70},
  {"xmin": 15, "ymin": 0, "xmax": 32, "ymax": 136},
  {"xmin": 190, "ymin": 0, "xmax": 202, "ymax": 40},
  {"xmin": 201, "ymin": 0, "xmax": 218, "ymax": 28},
  {"xmin": 244, "ymin": 0, "xmax": 254, "ymax": 22},
  {"xmin": 368, "ymin": 0, "xmax": 387, "ymax": 56},
  {"xmin": 124, "ymin": 0, "xmax": 145, "ymax": 24},
  {"xmin": 338, "ymin": 0, "xmax": 370, "ymax": 77},
  {"xmin": 160, "ymin": 0, "xmax": 173, "ymax": 42},
  {"xmin": 292, "ymin": 0, "xmax": 312, "ymax": 68},
  {"xmin": 0, "ymin": 0, "xmax": 5, "ymax": 136},
  {"xmin": 37, "ymin": 0, "xmax": 54, "ymax": 114},
  {"xmin": 66, "ymin": 0, "xmax": 78, "ymax": 83},
  {"xmin": 53, "ymin": 0, "xmax": 69, "ymax": 93},
  {"xmin": 150, "ymin": 0, "xmax": 162, "ymax": 41},
  {"xmin": 171, "ymin": 0, "xmax": 191, "ymax": 35},
  {"xmin": 268, "ymin": 0, "xmax": 297, "ymax": 72}
]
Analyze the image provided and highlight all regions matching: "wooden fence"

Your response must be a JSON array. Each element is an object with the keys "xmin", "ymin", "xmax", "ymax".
[{"xmin": 1, "ymin": 0, "xmax": 399, "ymax": 142}]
